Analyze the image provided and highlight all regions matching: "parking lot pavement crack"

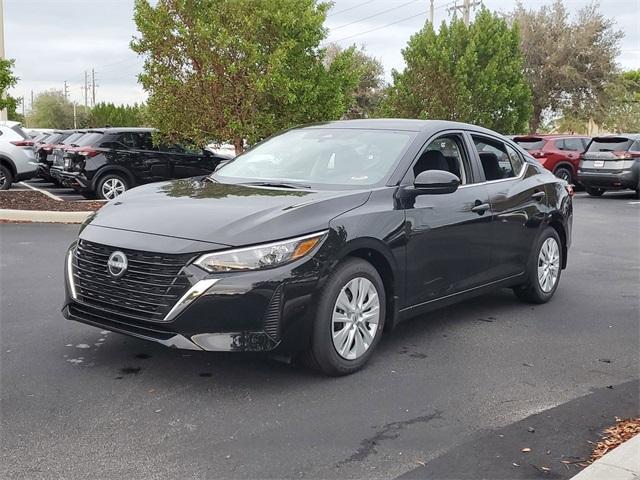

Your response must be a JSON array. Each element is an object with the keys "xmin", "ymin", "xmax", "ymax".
[{"xmin": 337, "ymin": 410, "xmax": 443, "ymax": 466}]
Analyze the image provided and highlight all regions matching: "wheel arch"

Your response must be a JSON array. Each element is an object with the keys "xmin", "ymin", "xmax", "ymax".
[
  {"xmin": 547, "ymin": 216, "xmax": 568, "ymax": 269},
  {"xmin": 552, "ymin": 161, "xmax": 576, "ymax": 176},
  {"xmin": 336, "ymin": 237, "xmax": 400, "ymax": 331},
  {"xmin": 91, "ymin": 166, "xmax": 135, "ymax": 191},
  {"xmin": 0, "ymin": 155, "xmax": 17, "ymax": 176}
]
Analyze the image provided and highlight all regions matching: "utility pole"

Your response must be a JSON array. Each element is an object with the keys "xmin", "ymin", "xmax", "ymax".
[
  {"xmin": 91, "ymin": 68, "xmax": 96, "ymax": 107},
  {"xmin": 83, "ymin": 71, "xmax": 88, "ymax": 110},
  {"xmin": 429, "ymin": 0, "xmax": 434, "ymax": 23},
  {"xmin": 0, "ymin": 0, "xmax": 7, "ymax": 121},
  {"xmin": 447, "ymin": 0, "xmax": 482, "ymax": 26},
  {"xmin": 73, "ymin": 103, "xmax": 77, "ymax": 129},
  {"xmin": 63, "ymin": 80, "xmax": 69, "ymax": 100},
  {"xmin": 30, "ymin": 90, "xmax": 34, "ymax": 110}
]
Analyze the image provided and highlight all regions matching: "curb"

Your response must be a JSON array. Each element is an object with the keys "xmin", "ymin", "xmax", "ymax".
[
  {"xmin": 0, "ymin": 208, "xmax": 93, "ymax": 224},
  {"xmin": 571, "ymin": 434, "xmax": 639, "ymax": 480}
]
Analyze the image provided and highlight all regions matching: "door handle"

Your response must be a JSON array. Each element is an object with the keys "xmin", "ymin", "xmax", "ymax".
[
  {"xmin": 471, "ymin": 202, "xmax": 491, "ymax": 215},
  {"xmin": 532, "ymin": 191, "xmax": 546, "ymax": 201}
]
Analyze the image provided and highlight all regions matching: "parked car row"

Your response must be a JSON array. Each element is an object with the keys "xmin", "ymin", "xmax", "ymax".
[
  {"xmin": 32, "ymin": 127, "xmax": 230, "ymax": 199},
  {"xmin": 513, "ymin": 133, "xmax": 640, "ymax": 198}
]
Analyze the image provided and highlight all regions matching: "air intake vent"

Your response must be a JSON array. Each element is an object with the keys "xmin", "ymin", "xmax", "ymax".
[{"xmin": 263, "ymin": 287, "xmax": 282, "ymax": 342}]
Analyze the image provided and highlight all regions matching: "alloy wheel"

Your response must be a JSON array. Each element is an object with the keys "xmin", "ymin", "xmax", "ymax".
[
  {"xmin": 0, "ymin": 170, "xmax": 6, "ymax": 188},
  {"xmin": 331, "ymin": 277, "xmax": 380, "ymax": 360},
  {"xmin": 101, "ymin": 178, "xmax": 126, "ymax": 200},
  {"xmin": 555, "ymin": 169, "xmax": 571, "ymax": 182},
  {"xmin": 537, "ymin": 237, "xmax": 560, "ymax": 293}
]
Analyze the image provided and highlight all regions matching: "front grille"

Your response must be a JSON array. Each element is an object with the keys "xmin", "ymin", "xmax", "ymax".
[{"xmin": 72, "ymin": 239, "xmax": 195, "ymax": 322}]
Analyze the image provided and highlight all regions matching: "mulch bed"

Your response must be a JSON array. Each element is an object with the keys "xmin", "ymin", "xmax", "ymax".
[
  {"xmin": 590, "ymin": 417, "xmax": 640, "ymax": 462},
  {"xmin": 0, "ymin": 191, "xmax": 104, "ymax": 212}
]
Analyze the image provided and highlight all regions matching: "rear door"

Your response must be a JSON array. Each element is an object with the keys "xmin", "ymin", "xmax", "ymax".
[
  {"xmin": 116, "ymin": 132, "xmax": 169, "ymax": 183},
  {"xmin": 468, "ymin": 134, "xmax": 548, "ymax": 281},
  {"xmin": 163, "ymin": 144, "xmax": 218, "ymax": 178}
]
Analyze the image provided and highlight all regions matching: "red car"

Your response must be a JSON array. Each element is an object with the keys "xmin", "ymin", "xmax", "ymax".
[{"xmin": 513, "ymin": 135, "xmax": 590, "ymax": 184}]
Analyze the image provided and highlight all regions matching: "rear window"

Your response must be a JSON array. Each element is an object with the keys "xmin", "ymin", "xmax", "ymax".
[
  {"xmin": 514, "ymin": 137, "xmax": 546, "ymax": 150},
  {"xmin": 587, "ymin": 137, "xmax": 633, "ymax": 152},
  {"xmin": 10, "ymin": 124, "xmax": 29, "ymax": 140},
  {"xmin": 62, "ymin": 133, "xmax": 83, "ymax": 145}
]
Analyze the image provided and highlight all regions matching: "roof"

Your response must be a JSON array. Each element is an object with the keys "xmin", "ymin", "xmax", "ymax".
[
  {"xmin": 101, "ymin": 127, "xmax": 155, "ymax": 133},
  {"xmin": 303, "ymin": 118, "xmax": 502, "ymax": 135},
  {"xmin": 513, "ymin": 134, "xmax": 591, "ymax": 140},
  {"xmin": 592, "ymin": 133, "xmax": 640, "ymax": 140}
]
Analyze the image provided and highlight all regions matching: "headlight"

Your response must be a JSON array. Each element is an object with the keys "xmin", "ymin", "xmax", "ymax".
[
  {"xmin": 78, "ymin": 212, "xmax": 97, "ymax": 235},
  {"xmin": 194, "ymin": 231, "xmax": 327, "ymax": 273}
]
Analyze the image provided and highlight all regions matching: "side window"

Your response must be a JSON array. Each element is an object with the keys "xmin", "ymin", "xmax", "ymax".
[
  {"xmin": 412, "ymin": 134, "xmax": 469, "ymax": 184},
  {"xmin": 630, "ymin": 140, "xmax": 640, "ymax": 152},
  {"xmin": 472, "ymin": 136, "xmax": 523, "ymax": 181},
  {"xmin": 563, "ymin": 138, "xmax": 584, "ymax": 151},
  {"xmin": 137, "ymin": 132, "xmax": 154, "ymax": 150}
]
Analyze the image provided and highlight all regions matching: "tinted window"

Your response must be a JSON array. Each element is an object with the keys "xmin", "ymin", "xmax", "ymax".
[
  {"xmin": 514, "ymin": 138, "xmax": 545, "ymax": 150},
  {"xmin": 62, "ymin": 133, "xmax": 83, "ymax": 145},
  {"xmin": 472, "ymin": 136, "xmax": 523, "ymax": 181},
  {"xmin": 117, "ymin": 132, "xmax": 151, "ymax": 149},
  {"xmin": 10, "ymin": 125, "xmax": 29, "ymax": 140},
  {"xmin": 76, "ymin": 132, "xmax": 104, "ymax": 147},
  {"xmin": 587, "ymin": 137, "xmax": 633, "ymax": 152},
  {"xmin": 216, "ymin": 128, "xmax": 416, "ymax": 187},
  {"xmin": 631, "ymin": 140, "xmax": 640, "ymax": 151},
  {"xmin": 413, "ymin": 135, "xmax": 469, "ymax": 184},
  {"xmin": 561, "ymin": 138, "xmax": 586, "ymax": 151}
]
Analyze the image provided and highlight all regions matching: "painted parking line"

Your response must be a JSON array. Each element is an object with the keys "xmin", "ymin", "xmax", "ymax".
[{"xmin": 19, "ymin": 181, "xmax": 64, "ymax": 201}]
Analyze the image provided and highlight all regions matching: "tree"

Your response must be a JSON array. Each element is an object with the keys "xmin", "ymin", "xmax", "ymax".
[
  {"xmin": 324, "ymin": 44, "xmax": 385, "ymax": 119},
  {"xmin": 0, "ymin": 59, "xmax": 21, "ymax": 119},
  {"xmin": 511, "ymin": 1, "xmax": 622, "ymax": 133},
  {"xmin": 26, "ymin": 90, "xmax": 81, "ymax": 129},
  {"xmin": 89, "ymin": 102, "xmax": 146, "ymax": 127},
  {"xmin": 600, "ymin": 70, "xmax": 640, "ymax": 133},
  {"xmin": 132, "ymin": 0, "xmax": 362, "ymax": 154},
  {"xmin": 380, "ymin": 10, "xmax": 532, "ymax": 134}
]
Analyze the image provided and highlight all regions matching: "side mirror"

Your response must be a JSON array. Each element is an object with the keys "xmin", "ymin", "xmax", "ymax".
[{"xmin": 413, "ymin": 170, "xmax": 460, "ymax": 194}]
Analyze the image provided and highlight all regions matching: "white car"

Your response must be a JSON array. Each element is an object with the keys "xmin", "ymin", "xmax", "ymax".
[{"xmin": 0, "ymin": 121, "xmax": 38, "ymax": 190}]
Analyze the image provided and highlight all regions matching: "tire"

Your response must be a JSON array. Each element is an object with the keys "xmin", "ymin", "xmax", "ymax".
[
  {"xmin": 586, "ymin": 187, "xmax": 605, "ymax": 197},
  {"xmin": 81, "ymin": 192, "xmax": 97, "ymax": 200},
  {"xmin": 301, "ymin": 258, "xmax": 386, "ymax": 376},
  {"xmin": 513, "ymin": 227, "xmax": 562, "ymax": 304},
  {"xmin": 554, "ymin": 166, "xmax": 573, "ymax": 184},
  {"xmin": 0, "ymin": 164, "xmax": 13, "ymax": 190},
  {"xmin": 96, "ymin": 173, "xmax": 128, "ymax": 200}
]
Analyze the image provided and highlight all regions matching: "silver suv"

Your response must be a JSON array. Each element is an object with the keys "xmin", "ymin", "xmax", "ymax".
[{"xmin": 0, "ymin": 121, "xmax": 38, "ymax": 190}]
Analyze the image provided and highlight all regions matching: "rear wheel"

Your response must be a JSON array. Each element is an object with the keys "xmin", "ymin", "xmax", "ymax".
[
  {"xmin": 0, "ymin": 165, "xmax": 13, "ymax": 190},
  {"xmin": 96, "ymin": 173, "xmax": 128, "ymax": 200},
  {"xmin": 513, "ymin": 227, "xmax": 562, "ymax": 304},
  {"xmin": 554, "ymin": 166, "xmax": 573, "ymax": 184},
  {"xmin": 586, "ymin": 187, "xmax": 605, "ymax": 197},
  {"xmin": 301, "ymin": 258, "xmax": 385, "ymax": 376}
]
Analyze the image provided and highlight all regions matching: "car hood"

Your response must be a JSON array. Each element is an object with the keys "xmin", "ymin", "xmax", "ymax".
[{"xmin": 88, "ymin": 178, "xmax": 370, "ymax": 247}]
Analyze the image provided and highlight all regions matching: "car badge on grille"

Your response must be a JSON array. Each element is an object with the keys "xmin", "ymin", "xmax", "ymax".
[{"xmin": 107, "ymin": 251, "xmax": 128, "ymax": 278}]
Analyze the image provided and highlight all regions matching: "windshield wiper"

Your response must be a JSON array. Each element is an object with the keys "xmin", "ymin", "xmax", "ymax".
[{"xmin": 242, "ymin": 181, "xmax": 311, "ymax": 189}]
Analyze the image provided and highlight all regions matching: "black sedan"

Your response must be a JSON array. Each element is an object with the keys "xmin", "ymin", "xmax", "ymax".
[{"xmin": 63, "ymin": 120, "xmax": 573, "ymax": 375}]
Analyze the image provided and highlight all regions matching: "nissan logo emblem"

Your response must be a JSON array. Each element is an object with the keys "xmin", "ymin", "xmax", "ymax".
[{"xmin": 107, "ymin": 251, "xmax": 128, "ymax": 278}]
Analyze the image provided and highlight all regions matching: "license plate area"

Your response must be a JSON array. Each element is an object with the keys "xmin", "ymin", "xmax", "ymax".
[{"xmin": 593, "ymin": 160, "xmax": 605, "ymax": 168}]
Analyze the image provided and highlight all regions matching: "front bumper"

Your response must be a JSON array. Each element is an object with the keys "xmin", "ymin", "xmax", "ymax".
[
  {"xmin": 62, "ymin": 238, "xmax": 327, "ymax": 353},
  {"xmin": 577, "ymin": 170, "xmax": 637, "ymax": 190}
]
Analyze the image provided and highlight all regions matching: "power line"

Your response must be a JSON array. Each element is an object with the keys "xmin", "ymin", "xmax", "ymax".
[
  {"xmin": 329, "ymin": 0, "xmax": 421, "ymax": 32},
  {"xmin": 329, "ymin": 10, "xmax": 428, "ymax": 43},
  {"xmin": 327, "ymin": 0, "xmax": 378, "ymax": 17}
]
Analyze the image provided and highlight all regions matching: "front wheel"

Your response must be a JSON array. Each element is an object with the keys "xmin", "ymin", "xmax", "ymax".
[
  {"xmin": 513, "ymin": 227, "xmax": 562, "ymax": 304},
  {"xmin": 96, "ymin": 173, "xmax": 128, "ymax": 200},
  {"xmin": 586, "ymin": 187, "xmax": 605, "ymax": 197},
  {"xmin": 301, "ymin": 258, "xmax": 386, "ymax": 376},
  {"xmin": 0, "ymin": 165, "xmax": 13, "ymax": 190}
]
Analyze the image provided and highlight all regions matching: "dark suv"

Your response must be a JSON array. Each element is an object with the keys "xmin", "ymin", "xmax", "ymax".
[
  {"xmin": 513, "ymin": 135, "xmax": 590, "ymax": 184},
  {"xmin": 58, "ymin": 128, "xmax": 227, "ymax": 199},
  {"xmin": 578, "ymin": 134, "xmax": 640, "ymax": 198}
]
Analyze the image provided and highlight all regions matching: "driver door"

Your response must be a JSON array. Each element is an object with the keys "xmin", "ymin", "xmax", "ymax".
[{"xmin": 402, "ymin": 132, "xmax": 495, "ymax": 308}]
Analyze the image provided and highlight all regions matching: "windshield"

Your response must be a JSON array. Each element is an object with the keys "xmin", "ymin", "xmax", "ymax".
[
  {"xmin": 587, "ymin": 137, "xmax": 633, "ymax": 152},
  {"xmin": 514, "ymin": 137, "xmax": 546, "ymax": 150},
  {"xmin": 215, "ymin": 128, "xmax": 415, "ymax": 188}
]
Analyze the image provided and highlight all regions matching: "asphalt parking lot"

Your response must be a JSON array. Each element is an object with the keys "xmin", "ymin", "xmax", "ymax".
[
  {"xmin": 1, "ymin": 192, "xmax": 638, "ymax": 479},
  {"xmin": 10, "ymin": 178, "xmax": 87, "ymax": 202}
]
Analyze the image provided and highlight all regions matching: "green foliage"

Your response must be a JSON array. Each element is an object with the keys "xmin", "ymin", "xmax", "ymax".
[
  {"xmin": 599, "ymin": 70, "xmax": 640, "ymax": 133},
  {"xmin": 131, "ymin": 0, "xmax": 363, "ymax": 153},
  {"xmin": 324, "ymin": 44, "xmax": 385, "ymax": 119},
  {"xmin": 380, "ymin": 9, "xmax": 532, "ymax": 134},
  {"xmin": 0, "ymin": 59, "xmax": 21, "ymax": 118},
  {"xmin": 512, "ymin": 1, "xmax": 622, "ymax": 132},
  {"xmin": 26, "ymin": 90, "xmax": 76, "ymax": 129},
  {"xmin": 89, "ymin": 102, "xmax": 146, "ymax": 127}
]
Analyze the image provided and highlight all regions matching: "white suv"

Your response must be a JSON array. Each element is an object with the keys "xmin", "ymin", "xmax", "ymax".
[{"xmin": 0, "ymin": 121, "xmax": 38, "ymax": 189}]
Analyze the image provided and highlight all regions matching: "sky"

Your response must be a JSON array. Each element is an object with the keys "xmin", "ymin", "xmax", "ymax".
[{"xmin": 5, "ymin": 0, "xmax": 640, "ymax": 111}]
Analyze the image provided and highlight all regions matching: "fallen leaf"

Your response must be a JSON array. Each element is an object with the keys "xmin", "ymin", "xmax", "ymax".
[{"xmin": 522, "ymin": 448, "xmax": 531, "ymax": 453}]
